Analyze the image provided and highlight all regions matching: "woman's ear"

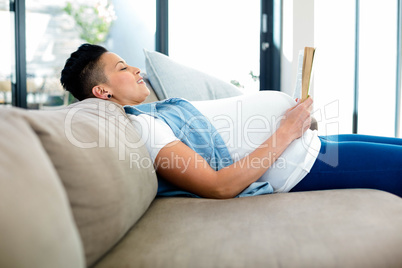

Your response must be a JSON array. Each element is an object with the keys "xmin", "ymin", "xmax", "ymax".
[{"xmin": 92, "ymin": 85, "xmax": 110, "ymax": 100}]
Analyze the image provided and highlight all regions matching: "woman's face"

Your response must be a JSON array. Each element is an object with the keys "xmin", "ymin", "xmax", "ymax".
[{"xmin": 100, "ymin": 52, "xmax": 150, "ymax": 106}]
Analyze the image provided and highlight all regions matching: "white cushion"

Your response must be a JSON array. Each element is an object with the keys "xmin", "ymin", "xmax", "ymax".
[{"xmin": 144, "ymin": 49, "xmax": 243, "ymax": 101}]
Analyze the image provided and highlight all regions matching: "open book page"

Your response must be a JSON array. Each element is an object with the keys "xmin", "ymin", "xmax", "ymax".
[
  {"xmin": 292, "ymin": 50, "xmax": 304, "ymax": 100},
  {"xmin": 292, "ymin": 47, "xmax": 315, "ymax": 101}
]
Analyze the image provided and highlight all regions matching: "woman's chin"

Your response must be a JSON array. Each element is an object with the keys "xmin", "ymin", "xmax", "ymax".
[{"xmin": 137, "ymin": 88, "xmax": 151, "ymax": 104}]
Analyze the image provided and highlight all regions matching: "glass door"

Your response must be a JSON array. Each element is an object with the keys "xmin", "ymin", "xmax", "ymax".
[
  {"xmin": 25, "ymin": 0, "xmax": 155, "ymax": 109},
  {"xmin": 0, "ymin": 0, "xmax": 13, "ymax": 107},
  {"xmin": 25, "ymin": 0, "xmax": 82, "ymax": 109}
]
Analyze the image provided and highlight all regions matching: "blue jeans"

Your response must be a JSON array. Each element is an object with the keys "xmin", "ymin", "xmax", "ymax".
[{"xmin": 290, "ymin": 134, "xmax": 402, "ymax": 197}]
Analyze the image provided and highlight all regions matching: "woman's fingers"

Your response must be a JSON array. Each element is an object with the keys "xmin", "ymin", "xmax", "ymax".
[
  {"xmin": 301, "ymin": 96, "xmax": 313, "ymax": 108},
  {"xmin": 281, "ymin": 97, "xmax": 313, "ymax": 140}
]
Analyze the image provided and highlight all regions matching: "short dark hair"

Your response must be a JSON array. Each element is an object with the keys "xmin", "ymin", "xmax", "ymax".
[{"xmin": 61, "ymin": 43, "xmax": 108, "ymax": 101}]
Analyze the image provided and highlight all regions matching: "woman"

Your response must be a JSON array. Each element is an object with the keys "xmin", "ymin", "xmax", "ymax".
[{"xmin": 61, "ymin": 44, "xmax": 402, "ymax": 199}]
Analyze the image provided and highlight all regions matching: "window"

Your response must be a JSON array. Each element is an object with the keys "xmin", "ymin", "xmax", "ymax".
[
  {"xmin": 168, "ymin": 0, "xmax": 261, "ymax": 93},
  {"xmin": 314, "ymin": 0, "xmax": 401, "ymax": 137},
  {"xmin": 358, "ymin": 0, "xmax": 398, "ymax": 137},
  {"xmin": 6, "ymin": 0, "xmax": 155, "ymax": 109},
  {"xmin": 106, "ymin": 0, "xmax": 155, "ymax": 71},
  {"xmin": 314, "ymin": 0, "xmax": 356, "ymax": 135},
  {"xmin": 25, "ymin": 0, "xmax": 82, "ymax": 109},
  {"xmin": 0, "ymin": 0, "xmax": 13, "ymax": 107}
]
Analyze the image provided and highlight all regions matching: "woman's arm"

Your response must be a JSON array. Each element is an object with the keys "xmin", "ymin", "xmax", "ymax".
[{"xmin": 155, "ymin": 97, "xmax": 313, "ymax": 199}]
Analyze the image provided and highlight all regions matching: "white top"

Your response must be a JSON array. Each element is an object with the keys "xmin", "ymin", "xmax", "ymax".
[
  {"xmin": 128, "ymin": 91, "xmax": 321, "ymax": 193},
  {"xmin": 127, "ymin": 114, "xmax": 179, "ymax": 162}
]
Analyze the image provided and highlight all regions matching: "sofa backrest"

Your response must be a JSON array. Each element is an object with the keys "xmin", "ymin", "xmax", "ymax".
[
  {"xmin": 0, "ymin": 108, "xmax": 85, "ymax": 268},
  {"xmin": 0, "ymin": 98, "xmax": 158, "ymax": 267},
  {"xmin": 27, "ymin": 98, "xmax": 158, "ymax": 266}
]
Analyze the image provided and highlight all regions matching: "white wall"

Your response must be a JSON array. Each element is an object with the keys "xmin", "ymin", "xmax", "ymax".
[{"xmin": 281, "ymin": 0, "xmax": 314, "ymax": 96}]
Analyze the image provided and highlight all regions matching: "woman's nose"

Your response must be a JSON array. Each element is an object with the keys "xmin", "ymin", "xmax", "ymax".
[{"xmin": 131, "ymin": 66, "xmax": 141, "ymax": 75}]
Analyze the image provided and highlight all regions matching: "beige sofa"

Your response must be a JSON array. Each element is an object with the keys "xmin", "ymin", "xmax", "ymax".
[{"xmin": 1, "ymin": 77, "xmax": 402, "ymax": 268}]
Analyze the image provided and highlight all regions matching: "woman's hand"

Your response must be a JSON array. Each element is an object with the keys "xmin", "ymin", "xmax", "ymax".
[{"xmin": 279, "ymin": 97, "xmax": 313, "ymax": 142}]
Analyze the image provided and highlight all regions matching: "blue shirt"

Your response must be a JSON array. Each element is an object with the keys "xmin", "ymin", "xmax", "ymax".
[{"xmin": 124, "ymin": 98, "xmax": 273, "ymax": 197}]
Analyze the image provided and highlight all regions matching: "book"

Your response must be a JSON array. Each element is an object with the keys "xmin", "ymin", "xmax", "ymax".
[{"xmin": 293, "ymin": 47, "xmax": 316, "ymax": 101}]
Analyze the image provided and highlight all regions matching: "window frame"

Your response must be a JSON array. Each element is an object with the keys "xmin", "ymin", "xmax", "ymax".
[{"xmin": 10, "ymin": 0, "xmax": 27, "ymax": 108}]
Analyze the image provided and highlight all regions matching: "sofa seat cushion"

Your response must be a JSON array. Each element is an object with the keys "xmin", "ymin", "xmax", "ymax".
[
  {"xmin": 22, "ymin": 98, "xmax": 158, "ymax": 266},
  {"xmin": 0, "ymin": 108, "xmax": 85, "ymax": 268},
  {"xmin": 94, "ymin": 189, "xmax": 402, "ymax": 268}
]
